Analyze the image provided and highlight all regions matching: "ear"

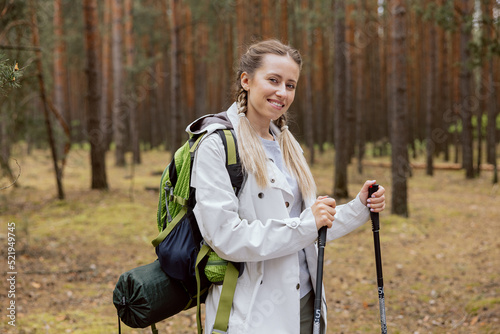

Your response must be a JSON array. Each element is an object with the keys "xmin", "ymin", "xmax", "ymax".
[{"xmin": 240, "ymin": 72, "xmax": 250, "ymax": 91}]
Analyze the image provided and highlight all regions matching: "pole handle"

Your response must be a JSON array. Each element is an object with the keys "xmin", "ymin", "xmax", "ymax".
[{"xmin": 368, "ymin": 184, "xmax": 380, "ymax": 231}]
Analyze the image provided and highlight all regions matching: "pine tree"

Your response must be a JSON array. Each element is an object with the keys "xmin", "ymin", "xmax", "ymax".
[{"xmin": 0, "ymin": 55, "xmax": 22, "ymax": 94}]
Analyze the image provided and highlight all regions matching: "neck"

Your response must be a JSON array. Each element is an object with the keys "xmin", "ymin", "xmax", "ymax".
[{"xmin": 246, "ymin": 113, "xmax": 274, "ymax": 140}]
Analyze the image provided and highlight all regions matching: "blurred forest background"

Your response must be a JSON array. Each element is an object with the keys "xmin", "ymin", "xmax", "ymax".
[
  {"xmin": 0, "ymin": 0, "xmax": 499, "ymax": 215},
  {"xmin": 1, "ymin": 0, "xmax": 500, "ymax": 333}
]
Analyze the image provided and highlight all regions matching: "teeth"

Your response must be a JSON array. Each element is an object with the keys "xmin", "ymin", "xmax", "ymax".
[{"xmin": 270, "ymin": 101, "xmax": 283, "ymax": 107}]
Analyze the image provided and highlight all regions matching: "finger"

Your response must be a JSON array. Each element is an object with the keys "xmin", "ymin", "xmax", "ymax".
[
  {"xmin": 317, "ymin": 206, "xmax": 335, "ymax": 223},
  {"xmin": 368, "ymin": 195, "xmax": 385, "ymax": 204},
  {"xmin": 318, "ymin": 197, "xmax": 336, "ymax": 208},
  {"xmin": 370, "ymin": 203, "xmax": 386, "ymax": 213},
  {"xmin": 371, "ymin": 185, "xmax": 385, "ymax": 198},
  {"xmin": 316, "ymin": 203, "xmax": 335, "ymax": 216},
  {"xmin": 321, "ymin": 215, "xmax": 334, "ymax": 228},
  {"xmin": 363, "ymin": 180, "xmax": 377, "ymax": 191},
  {"xmin": 368, "ymin": 202, "xmax": 384, "ymax": 210}
]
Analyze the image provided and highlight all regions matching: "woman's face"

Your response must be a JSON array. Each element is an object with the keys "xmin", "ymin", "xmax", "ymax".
[{"xmin": 241, "ymin": 54, "xmax": 300, "ymax": 126}]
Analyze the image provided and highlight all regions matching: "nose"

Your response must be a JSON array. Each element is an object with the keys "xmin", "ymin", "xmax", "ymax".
[{"xmin": 276, "ymin": 83, "xmax": 286, "ymax": 97}]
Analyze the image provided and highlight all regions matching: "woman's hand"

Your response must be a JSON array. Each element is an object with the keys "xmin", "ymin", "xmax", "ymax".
[
  {"xmin": 311, "ymin": 196, "xmax": 336, "ymax": 230},
  {"xmin": 359, "ymin": 180, "xmax": 386, "ymax": 213}
]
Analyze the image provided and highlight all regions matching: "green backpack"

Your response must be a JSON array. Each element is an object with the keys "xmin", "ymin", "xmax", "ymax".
[
  {"xmin": 151, "ymin": 113, "xmax": 244, "ymax": 333},
  {"xmin": 113, "ymin": 114, "xmax": 244, "ymax": 334}
]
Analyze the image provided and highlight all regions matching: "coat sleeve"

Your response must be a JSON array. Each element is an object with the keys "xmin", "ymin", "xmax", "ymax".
[
  {"xmin": 191, "ymin": 134, "xmax": 318, "ymax": 263},
  {"xmin": 326, "ymin": 194, "xmax": 370, "ymax": 242}
]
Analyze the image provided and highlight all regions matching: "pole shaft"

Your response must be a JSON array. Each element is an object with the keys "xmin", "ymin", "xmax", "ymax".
[
  {"xmin": 313, "ymin": 226, "xmax": 327, "ymax": 334},
  {"xmin": 368, "ymin": 184, "xmax": 387, "ymax": 333}
]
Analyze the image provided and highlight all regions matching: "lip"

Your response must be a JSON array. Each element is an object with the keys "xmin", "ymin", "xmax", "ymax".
[{"xmin": 268, "ymin": 99, "xmax": 285, "ymax": 109}]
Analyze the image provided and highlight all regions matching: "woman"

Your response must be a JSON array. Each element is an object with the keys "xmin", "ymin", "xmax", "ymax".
[{"xmin": 190, "ymin": 39, "xmax": 386, "ymax": 334}]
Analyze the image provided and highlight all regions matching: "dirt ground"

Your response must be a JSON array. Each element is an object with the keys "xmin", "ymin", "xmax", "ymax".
[{"xmin": 0, "ymin": 147, "xmax": 499, "ymax": 333}]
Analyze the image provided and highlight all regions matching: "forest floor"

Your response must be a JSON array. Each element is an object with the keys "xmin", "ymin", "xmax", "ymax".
[{"xmin": 0, "ymin": 145, "xmax": 499, "ymax": 334}]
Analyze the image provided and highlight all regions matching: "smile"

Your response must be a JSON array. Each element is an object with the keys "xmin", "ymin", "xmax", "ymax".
[{"xmin": 268, "ymin": 100, "xmax": 284, "ymax": 108}]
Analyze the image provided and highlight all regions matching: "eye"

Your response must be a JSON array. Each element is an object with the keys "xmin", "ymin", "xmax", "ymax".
[
  {"xmin": 287, "ymin": 83, "xmax": 296, "ymax": 90},
  {"xmin": 269, "ymin": 78, "xmax": 278, "ymax": 83}
]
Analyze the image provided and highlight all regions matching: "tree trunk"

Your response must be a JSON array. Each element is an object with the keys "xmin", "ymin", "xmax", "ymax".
[
  {"xmin": 195, "ymin": 15, "xmax": 208, "ymax": 118},
  {"xmin": 83, "ymin": 0, "xmax": 108, "ymax": 190},
  {"xmin": 169, "ymin": 0, "xmax": 182, "ymax": 156},
  {"xmin": 438, "ymin": 10, "xmax": 451, "ymax": 162},
  {"xmin": 31, "ymin": 0, "xmax": 65, "ymax": 199},
  {"xmin": 312, "ymin": 7, "xmax": 326, "ymax": 153},
  {"xmin": 146, "ymin": 35, "xmax": 161, "ymax": 148},
  {"xmin": 124, "ymin": 0, "xmax": 140, "ymax": 164},
  {"xmin": 406, "ymin": 2, "xmax": 417, "ymax": 159},
  {"xmin": 345, "ymin": 2, "xmax": 356, "ymax": 161},
  {"xmin": 112, "ymin": 0, "xmax": 126, "ymax": 166},
  {"xmin": 53, "ymin": 0, "xmax": 70, "ymax": 134},
  {"xmin": 333, "ymin": 0, "xmax": 348, "ymax": 199},
  {"xmin": 355, "ymin": 0, "xmax": 367, "ymax": 174},
  {"xmin": 484, "ymin": 1, "xmax": 497, "ymax": 183},
  {"xmin": 184, "ymin": 4, "xmax": 195, "ymax": 121},
  {"xmin": 279, "ymin": 0, "xmax": 288, "ymax": 43},
  {"xmin": 425, "ymin": 15, "xmax": 436, "ymax": 176},
  {"xmin": 390, "ymin": 0, "xmax": 409, "ymax": 217},
  {"xmin": 476, "ymin": 71, "xmax": 484, "ymax": 176},
  {"xmin": 451, "ymin": 22, "xmax": 461, "ymax": 164},
  {"xmin": 301, "ymin": 0, "xmax": 314, "ymax": 165},
  {"xmin": 236, "ymin": 0, "xmax": 246, "ymax": 56},
  {"xmin": 250, "ymin": 0, "xmax": 261, "ymax": 40},
  {"xmin": 459, "ymin": 0, "xmax": 474, "ymax": 179},
  {"xmin": 489, "ymin": 59, "xmax": 498, "ymax": 184},
  {"xmin": 484, "ymin": 0, "xmax": 497, "ymax": 168},
  {"xmin": 261, "ymin": 0, "xmax": 272, "ymax": 39},
  {"xmin": 101, "ymin": 0, "xmax": 113, "ymax": 150}
]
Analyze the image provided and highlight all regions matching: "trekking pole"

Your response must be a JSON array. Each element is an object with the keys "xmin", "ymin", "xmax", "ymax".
[
  {"xmin": 368, "ymin": 184, "xmax": 388, "ymax": 334},
  {"xmin": 312, "ymin": 226, "xmax": 327, "ymax": 334}
]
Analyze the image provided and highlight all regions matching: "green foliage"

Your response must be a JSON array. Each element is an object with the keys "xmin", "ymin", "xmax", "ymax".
[
  {"xmin": 448, "ymin": 114, "xmax": 500, "ymax": 138},
  {"xmin": 448, "ymin": 121, "xmax": 462, "ymax": 134},
  {"xmin": 0, "ymin": 54, "xmax": 22, "ymax": 94},
  {"xmin": 422, "ymin": 1, "xmax": 438, "ymax": 22},
  {"xmin": 435, "ymin": 0, "xmax": 456, "ymax": 31}
]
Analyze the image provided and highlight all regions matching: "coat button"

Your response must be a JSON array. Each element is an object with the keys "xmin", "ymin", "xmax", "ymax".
[
  {"xmin": 258, "ymin": 193, "xmax": 264, "ymax": 199},
  {"xmin": 296, "ymin": 283, "xmax": 300, "ymax": 290},
  {"xmin": 285, "ymin": 201, "xmax": 290, "ymax": 208},
  {"xmin": 270, "ymin": 179, "xmax": 275, "ymax": 183}
]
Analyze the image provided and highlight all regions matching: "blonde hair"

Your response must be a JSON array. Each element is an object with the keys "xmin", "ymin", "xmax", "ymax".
[{"xmin": 235, "ymin": 40, "xmax": 316, "ymax": 199}]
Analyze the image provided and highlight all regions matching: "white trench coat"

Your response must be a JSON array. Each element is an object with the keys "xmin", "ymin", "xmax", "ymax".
[{"xmin": 190, "ymin": 103, "xmax": 370, "ymax": 334}]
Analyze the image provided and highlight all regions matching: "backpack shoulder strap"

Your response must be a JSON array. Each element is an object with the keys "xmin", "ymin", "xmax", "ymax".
[
  {"xmin": 215, "ymin": 129, "xmax": 244, "ymax": 196},
  {"xmin": 216, "ymin": 129, "xmax": 238, "ymax": 166}
]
